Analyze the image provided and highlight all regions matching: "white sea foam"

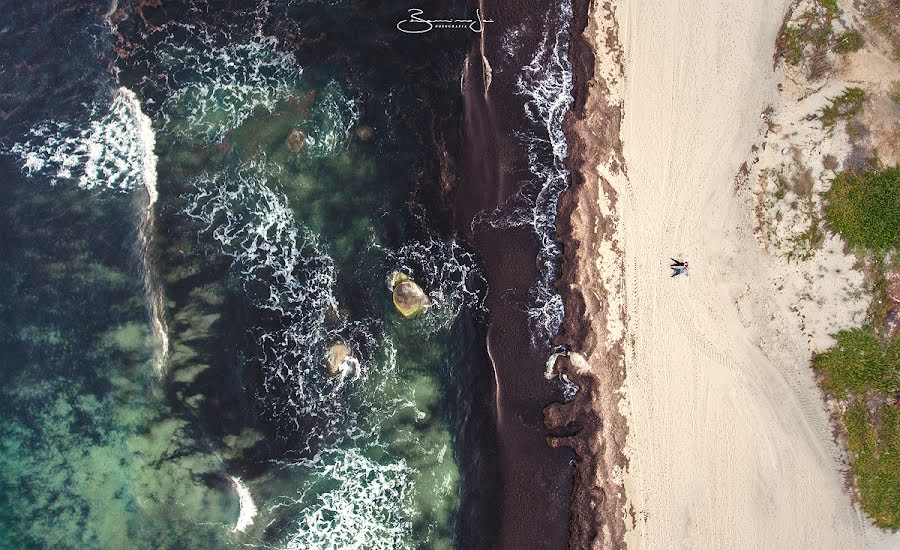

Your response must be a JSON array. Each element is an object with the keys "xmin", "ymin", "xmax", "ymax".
[
  {"xmin": 379, "ymin": 236, "xmax": 485, "ymax": 333},
  {"xmin": 278, "ymin": 448, "xmax": 414, "ymax": 550},
  {"xmin": 476, "ymin": 1, "xmax": 574, "ymax": 344},
  {"xmin": 9, "ymin": 87, "xmax": 170, "ymax": 374},
  {"xmin": 183, "ymin": 161, "xmax": 364, "ymax": 437},
  {"xmin": 229, "ymin": 476, "xmax": 258, "ymax": 533},
  {"xmin": 303, "ymin": 81, "xmax": 360, "ymax": 158},
  {"xmin": 186, "ymin": 162, "xmax": 337, "ymax": 316},
  {"xmin": 147, "ymin": 27, "xmax": 359, "ymax": 156},
  {"xmin": 544, "ymin": 349, "xmax": 579, "ymax": 402},
  {"xmin": 155, "ymin": 29, "xmax": 304, "ymax": 143}
]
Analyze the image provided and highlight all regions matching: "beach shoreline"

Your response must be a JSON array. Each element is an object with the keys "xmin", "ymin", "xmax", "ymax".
[
  {"xmin": 557, "ymin": 0, "xmax": 899, "ymax": 548},
  {"xmin": 551, "ymin": 0, "xmax": 629, "ymax": 548}
]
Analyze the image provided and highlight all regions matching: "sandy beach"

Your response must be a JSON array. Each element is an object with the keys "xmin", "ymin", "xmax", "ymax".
[{"xmin": 560, "ymin": 0, "xmax": 900, "ymax": 548}]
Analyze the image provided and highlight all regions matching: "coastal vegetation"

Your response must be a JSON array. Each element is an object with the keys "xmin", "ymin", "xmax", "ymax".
[
  {"xmin": 820, "ymin": 87, "xmax": 866, "ymax": 128},
  {"xmin": 814, "ymin": 328, "xmax": 898, "ymax": 398},
  {"xmin": 845, "ymin": 400, "xmax": 899, "ymax": 529},
  {"xmin": 823, "ymin": 165, "xmax": 899, "ymax": 252},
  {"xmin": 776, "ymin": 0, "xmax": 847, "ymax": 78},
  {"xmin": 861, "ymin": 0, "xmax": 900, "ymax": 59},
  {"xmin": 835, "ymin": 29, "xmax": 864, "ymax": 53},
  {"xmin": 777, "ymin": 0, "xmax": 840, "ymax": 64},
  {"xmin": 813, "ymin": 328, "xmax": 899, "ymax": 530},
  {"xmin": 818, "ymin": 164, "xmax": 900, "ymax": 530}
]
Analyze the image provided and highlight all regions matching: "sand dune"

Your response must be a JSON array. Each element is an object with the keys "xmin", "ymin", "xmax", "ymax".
[{"xmin": 597, "ymin": 1, "xmax": 897, "ymax": 548}]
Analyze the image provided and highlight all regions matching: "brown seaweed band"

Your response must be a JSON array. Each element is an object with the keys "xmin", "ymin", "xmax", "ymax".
[{"xmin": 547, "ymin": 0, "xmax": 630, "ymax": 548}]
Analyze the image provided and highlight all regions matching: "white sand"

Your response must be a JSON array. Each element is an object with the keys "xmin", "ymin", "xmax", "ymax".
[{"xmin": 596, "ymin": 1, "xmax": 900, "ymax": 548}]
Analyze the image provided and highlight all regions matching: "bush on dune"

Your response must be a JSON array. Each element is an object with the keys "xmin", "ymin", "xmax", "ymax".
[
  {"xmin": 818, "ymin": 165, "xmax": 899, "ymax": 530},
  {"xmin": 813, "ymin": 328, "xmax": 899, "ymax": 398},
  {"xmin": 844, "ymin": 401, "xmax": 900, "ymax": 530},
  {"xmin": 824, "ymin": 165, "xmax": 900, "ymax": 253},
  {"xmin": 813, "ymin": 329, "xmax": 899, "ymax": 530}
]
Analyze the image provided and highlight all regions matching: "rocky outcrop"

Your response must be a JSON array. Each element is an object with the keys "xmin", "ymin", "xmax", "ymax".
[
  {"xmin": 390, "ymin": 272, "xmax": 430, "ymax": 318},
  {"xmin": 325, "ymin": 342, "xmax": 356, "ymax": 378},
  {"xmin": 285, "ymin": 128, "xmax": 306, "ymax": 153}
]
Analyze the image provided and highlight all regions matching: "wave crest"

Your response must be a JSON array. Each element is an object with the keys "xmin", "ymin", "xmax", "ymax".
[{"xmin": 475, "ymin": 1, "xmax": 574, "ymax": 344}]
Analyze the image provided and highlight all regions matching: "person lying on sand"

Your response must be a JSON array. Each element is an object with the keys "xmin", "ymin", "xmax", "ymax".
[{"xmin": 670, "ymin": 258, "xmax": 688, "ymax": 277}]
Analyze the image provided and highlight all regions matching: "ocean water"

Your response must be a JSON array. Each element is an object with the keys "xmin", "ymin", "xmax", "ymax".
[
  {"xmin": 0, "ymin": 0, "xmax": 579, "ymax": 547},
  {"xmin": 0, "ymin": 1, "xmax": 490, "ymax": 548}
]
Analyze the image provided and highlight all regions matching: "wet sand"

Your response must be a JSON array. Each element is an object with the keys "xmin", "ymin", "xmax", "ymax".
[{"xmin": 455, "ymin": 1, "xmax": 576, "ymax": 548}]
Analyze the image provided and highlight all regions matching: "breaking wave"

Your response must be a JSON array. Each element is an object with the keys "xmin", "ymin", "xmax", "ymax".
[
  {"xmin": 153, "ymin": 27, "xmax": 304, "ymax": 143},
  {"xmin": 183, "ymin": 160, "xmax": 360, "ymax": 436},
  {"xmin": 229, "ymin": 476, "xmax": 258, "ymax": 533},
  {"xmin": 9, "ymin": 86, "xmax": 169, "ymax": 374},
  {"xmin": 10, "ymin": 87, "xmax": 158, "ymax": 196},
  {"xmin": 278, "ymin": 448, "xmax": 414, "ymax": 550},
  {"xmin": 476, "ymin": 1, "xmax": 574, "ymax": 344}
]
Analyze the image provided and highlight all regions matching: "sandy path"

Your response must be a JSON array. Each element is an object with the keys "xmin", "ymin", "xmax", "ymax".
[{"xmin": 609, "ymin": 1, "xmax": 895, "ymax": 548}]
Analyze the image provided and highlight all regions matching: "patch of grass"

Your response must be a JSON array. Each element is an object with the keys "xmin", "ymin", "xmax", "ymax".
[
  {"xmin": 813, "ymin": 327, "xmax": 899, "ymax": 397},
  {"xmin": 869, "ymin": 255, "xmax": 891, "ymax": 330},
  {"xmin": 820, "ymin": 0, "xmax": 841, "ymax": 17},
  {"xmin": 862, "ymin": 0, "xmax": 900, "ymax": 61},
  {"xmin": 890, "ymin": 81, "xmax": 900, "ymax": 106},
  {"xmin": 820, "ymin": 87, "xmax": 866, "ymax": 127},
  {"xmin": 787, "ymin": 201, "xmax": 824, "ymax": 261},
  {"xmin": 788, "ymin": 221, "xmax": 825, "ymax": 259},
  {"xmin": 776, "ymin": 0, "xmax": 842, "ymax": 75},
  {"xmin": 778, "ymin": 24, "xmax": 805, "ymax": 65},
  {"xmin": 824, "ymin": 166, "xmax": 900, "ymax": 252},
  {"xmin": 835, "ymin": 29, "xmax": 864, "ymax": 53},
  {"xmin": 843, "ymin": 400, "xmax": 900, "ymax": 530},
  {"xmin": 823, "ymin": 153, "xmax": 839, "ymax": 171},
  {"xmin": 774, "ymin": 171, "xmax": 790, "ymax": 199}
]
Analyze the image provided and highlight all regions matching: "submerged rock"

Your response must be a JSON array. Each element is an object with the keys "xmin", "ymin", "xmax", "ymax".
[
  {"xmin": 325, "ymin": 343, "xmax": 356, "ymax": 378},
  {"xmin": 285, "ymin": 128, "xmax": 306, "ymax": 153},
  {"xmin": 390, "ymin": 271, "xmax": 430, "ymax": 318},
  {"xmin": 354, "ymin": 125, "xmax": 374, "ymax": 142}
]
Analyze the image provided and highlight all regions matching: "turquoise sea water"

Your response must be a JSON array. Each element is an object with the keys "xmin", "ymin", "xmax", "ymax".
[{"xmin": 0, "ymin": 1, "xmax": 489, "ymax": 548}]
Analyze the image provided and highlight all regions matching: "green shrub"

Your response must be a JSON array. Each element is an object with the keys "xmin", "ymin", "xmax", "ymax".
[
  {"xmin": 890, "ymin": 81, "xmax": 900, "ymax": 105},
  {"xmin": 835, "ymin": 29, "xmax": 864, "ymax": 53},
  {"xmin": 778, "ymin": 25, "xmax": 805, "ymax": 65},
  {"xmin": 813, "ymin": 327, "xmax": 899, "ymax": 397},
  {"xmin": 776, "ymin": 0, "xmax": 842, "ymax": 71},
  {"xmin": 844, "ymin": 401, "xmax": 900, "ymax": 530},
  {"xmin": 823, "ymin": 166, "xmax": 900, "ymax": 252},
  {"xmin": 820, "ymin": 87, "xmax": 865, "ymax": 127},
  {"xmin": 816, "ymin": 323, "xmax": 900, "ymax": 530}
]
